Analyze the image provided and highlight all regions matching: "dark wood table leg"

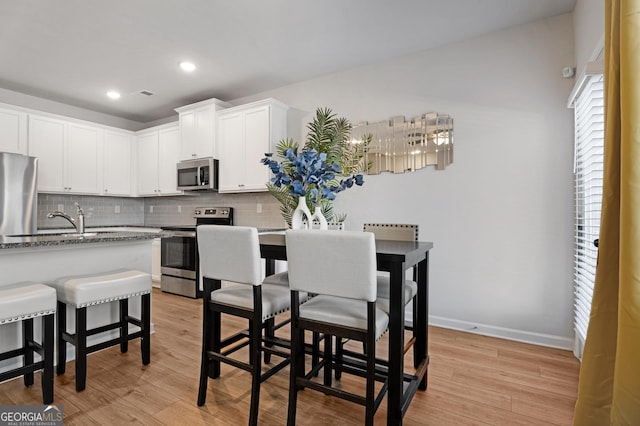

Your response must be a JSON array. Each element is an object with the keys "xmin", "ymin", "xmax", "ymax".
[
  {"xmin": 387, "ymin": 262, "xmax": 405, "ymax": 425},
  {"xmin": 415, "ymin": 254, "xmax": 429, "ymax": 390}
]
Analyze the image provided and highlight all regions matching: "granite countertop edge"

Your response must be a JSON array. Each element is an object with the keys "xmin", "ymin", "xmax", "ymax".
[{"xmin": 0, "ymin": 229, "xmax": 167, "ymax": 250}]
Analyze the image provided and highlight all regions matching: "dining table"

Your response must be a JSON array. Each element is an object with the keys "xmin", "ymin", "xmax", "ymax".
[{"xmin": 259, "ymin": 232, "xmax": 434, "ymax": 425}]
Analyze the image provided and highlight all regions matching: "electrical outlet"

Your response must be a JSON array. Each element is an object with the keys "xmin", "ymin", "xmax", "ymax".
[
  {"xmin": 178, "ymin": 205, "xmax": 182, "ymax": 213},
  {"xmin": 114, "ymin": 205, "xmax": 120, "ymax": 214},
  {"xmin": 57, "ymin": 204, "xmax": 64, "ymax": 211},
  {"xmin": 256, "ymin": 203, "xmax": 262, "ymax": 213},
  {"xmin": 149, "ymin": 205, "xmax": 154, "ymax": 213}
]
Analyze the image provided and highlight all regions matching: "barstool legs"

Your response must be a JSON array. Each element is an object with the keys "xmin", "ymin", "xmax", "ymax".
[
  {"xmin": 42, "ymin": 314, "xmax": 54, "ymax": 404},
  {"xmin": 141, "ymin": 293, "xmax": 151, "ymax": 365},
  {"xmin": 75, "ymin": 307, "xmax": 88, "ymax": 392},
  {"xmin": 56, "ymin": 294, "xmax": 151, "ymax": 392},
  {"xmin": 22, "ymin": 318, "xmax": 34, "ymax": 387},
  {"xmin": 56, "ymin": 301, "xmax": 66, "ymax": 375}
]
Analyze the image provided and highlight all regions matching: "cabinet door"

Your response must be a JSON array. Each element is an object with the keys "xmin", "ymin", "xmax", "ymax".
[
  {"xmin": 179, "ymin": 106, "xmax": 215, "ymax": 160},
  {"xmin": 0, "ymin": 107, "xmax": 27, "ymax": 154},
  {"xmin": 179, "ymin": 109, "xmax": 197, "ymax": 160},
  {"xmin": 104, "ymin": 130, "xmax": 132, "ymax": 196},
  {"xmin": 67, "ymin": 123, "xmax": 101, "ymax": 194},
  {"xmin": 137, "ymin": 132, "xmax": 159, "ymax": 196},
  {"xmin": 158, "ymin": 127, "xmax": 182, "ymax": 195},
  {"xmin": 242, "ymin": 106, "xmax": 270, "ymax": 191},
  {"xmin": 217, "ymin": 112, "xmax": 245, "ymax": 192},
  {"xmin": 28, "ymin": 115, "xmax": 66, "ymax": 192}
]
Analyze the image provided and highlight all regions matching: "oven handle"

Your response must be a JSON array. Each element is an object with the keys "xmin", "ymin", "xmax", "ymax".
[{"xmin": 167, "ymin": 230, "xmax": 196, "ymax": 237}]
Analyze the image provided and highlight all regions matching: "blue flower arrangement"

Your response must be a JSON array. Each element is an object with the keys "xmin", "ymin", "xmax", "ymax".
[
  {"xmin": 260, "ymin": 107, "xmax": 370, "ymax": 226},
  {"xmin": 261, "ymin": 148, "xmax": 364, "ymax": 205}
]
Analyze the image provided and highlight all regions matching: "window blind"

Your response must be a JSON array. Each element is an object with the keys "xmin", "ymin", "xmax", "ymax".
[{"xmin": 571, "ymin": 73, "xmax": 604, "ymax": 358}]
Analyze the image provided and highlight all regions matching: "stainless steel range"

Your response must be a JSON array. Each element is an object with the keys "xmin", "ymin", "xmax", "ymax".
[{"xmin": 160, "ymin": 207, "xmax": 233, "ymax": 298}]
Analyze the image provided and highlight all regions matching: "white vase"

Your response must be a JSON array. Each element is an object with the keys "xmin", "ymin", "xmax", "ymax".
[
  {"xmin": 311, "ymin": 206, "xmax": 328, "ymax": 230},
  {"xmin": 291, "ymin": 196, "xmax": 312, "ymax": 229}
]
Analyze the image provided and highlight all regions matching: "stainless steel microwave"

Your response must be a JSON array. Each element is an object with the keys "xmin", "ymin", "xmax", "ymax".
[{"xmin": 176, "ymin": 157, "xmax": 218, "ymax": 191}]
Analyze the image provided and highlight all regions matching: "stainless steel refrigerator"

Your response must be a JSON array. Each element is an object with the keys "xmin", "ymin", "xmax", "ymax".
[{"xmin": 0, "ymin": 152, "xmax": 38, "ymax": 235}]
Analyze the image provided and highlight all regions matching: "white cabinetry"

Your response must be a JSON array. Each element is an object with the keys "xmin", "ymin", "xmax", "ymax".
[
  {"xmin": 217, "ymin": 99, "xmax": 288, "ymax": 193},
  {"xmin": 136, "ymin": 124, "xmax": 182, "ymax": 196},
  {"xmin": 0, "ymin": 106, "xmax": 27, "ymax": 154},
  {"xmin": 103, "ymin": 130, "xmax": 133, "ymax": 196},
  {"xmin": 28, "ymin": 115, "xmax": 101, "ymax": 194},
  {"xmin": 67, "ymin": 123, "xmax": 101, "ymax": 194},
  {"xmin": 175, "ymin": 98, "xmax": 230, "ymax": 160}
]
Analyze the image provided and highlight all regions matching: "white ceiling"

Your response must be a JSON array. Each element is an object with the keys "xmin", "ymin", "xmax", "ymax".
[{"xmin": 0, "ymin": 0, "xmax": 576, "ymax": 124}]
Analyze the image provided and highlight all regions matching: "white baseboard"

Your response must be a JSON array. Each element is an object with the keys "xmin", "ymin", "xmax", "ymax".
[{"xmin": 427, "ymin": 315, "xmax": 573, "ymax": 350}]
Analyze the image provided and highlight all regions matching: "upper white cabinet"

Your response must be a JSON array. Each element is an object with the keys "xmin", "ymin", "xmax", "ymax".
[
  {"xmin": 103, "ymin": 130, "xmax": 133, "ymax": 196},
  {"xmin": 136, "ymin": 124, "xmax": 183, "ymax": 196},
  {"xmin": 175, "ymin": 98, "xmax": 230, "ymax": 161},
  {"xmin": 0, "ymin": 106, "xmax": 27, "ymax": 154},
  {"xmin": 67, "ymin": 123, "xmax": 102, "ymax": 194},
  {"xmin": 28, "ymin": 115, "xmax": 66, "ymax": 192},
  {"xmin": 28, "ymin": 115, "xmax": 101, "ymax": 194},
  {"xmin": 217, "ymin": 99, "xmax": 288, "ymax": 193}
]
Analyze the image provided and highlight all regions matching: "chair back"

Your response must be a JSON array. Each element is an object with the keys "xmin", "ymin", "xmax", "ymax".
[
  {"xmin": 286, "ymin": 229, "xmax": 377, "ymax": 302},
  {"xmin": 197, "ymin": 225, "xmax": 262, "ymax": 286},
  {"xmin": 363, "ymin": 223, "xmax": 418, "ymax": 241}
]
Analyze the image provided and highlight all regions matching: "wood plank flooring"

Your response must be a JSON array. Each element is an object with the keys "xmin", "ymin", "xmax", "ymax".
[{"xmin": 0, "ymin": 288, "xmax": 579, "ymax": 425}]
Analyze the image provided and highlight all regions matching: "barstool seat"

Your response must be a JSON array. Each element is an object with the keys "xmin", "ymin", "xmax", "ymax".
[
  {"xmin": 0, "ymin": 283, "xmax": 56, "ymax": 404},
  {"xmin": 53, "ymin": 269, "xmax": 151, "ymax": 307},
  {"xmin": 50, "ymin": 269, "xmax": 151, "ymax": 392}
]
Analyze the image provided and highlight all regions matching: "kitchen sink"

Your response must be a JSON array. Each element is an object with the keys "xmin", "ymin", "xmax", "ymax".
[{"xmin": 59, "ymin": 232, "xmax": 99, "ymax": 238}]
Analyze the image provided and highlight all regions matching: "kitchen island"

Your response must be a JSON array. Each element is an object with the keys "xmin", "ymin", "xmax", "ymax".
[{"xmin": 0, "ymin": 230, "xmax": 164, "ymax": 372}]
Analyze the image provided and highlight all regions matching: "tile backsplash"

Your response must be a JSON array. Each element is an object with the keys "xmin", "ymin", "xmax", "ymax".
[{"xmin": 37, "ymin": 192, "xmax": 286, "ymax": 230}]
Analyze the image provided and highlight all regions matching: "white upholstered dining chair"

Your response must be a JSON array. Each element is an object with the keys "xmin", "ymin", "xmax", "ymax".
[
  {"xmin": 286, "ymin": 229, "xmax": 388, "ymax": 426},
  {"xmin": 196, "ymin": 225, "xmax": 293, "ymax": 426}
]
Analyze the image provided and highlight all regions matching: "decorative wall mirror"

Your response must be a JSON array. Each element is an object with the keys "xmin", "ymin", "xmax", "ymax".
[{"xmin": 350, "ymin": 112, "xmax": 454, "ymax": 173}]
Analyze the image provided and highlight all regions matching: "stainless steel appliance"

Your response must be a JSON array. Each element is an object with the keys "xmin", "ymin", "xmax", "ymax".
[
  {"xmin": 176, "ymin": 157, "xmax": 218, "ymax": 191},
  {"xmin": 160, "ymin": 206, "xmax": 233, "ymax": 298},
  {"xmin": 0, "ymin": 152, "xmax": 38, "ymax": 236}
]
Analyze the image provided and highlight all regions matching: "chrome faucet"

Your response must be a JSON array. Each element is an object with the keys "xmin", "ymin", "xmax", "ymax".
[{"xmin": 47, "ymin": 202, "xmax": 85, "ymax": 234}]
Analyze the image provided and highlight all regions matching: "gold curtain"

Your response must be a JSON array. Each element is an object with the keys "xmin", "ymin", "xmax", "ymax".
[{"xmin": 573, "ymin": 0, "xmax": 640, "ymax": 424}]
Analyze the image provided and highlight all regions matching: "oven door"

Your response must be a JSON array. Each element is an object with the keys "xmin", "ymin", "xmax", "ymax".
[{"xmin": 160, "ymin": 231, "xmax": 198, "ymax": 298}]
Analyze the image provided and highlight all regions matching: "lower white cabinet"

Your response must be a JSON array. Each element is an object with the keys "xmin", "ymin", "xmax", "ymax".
[
  {"xmin": 136, "ymin": 125, "xmax": 183, "ymax": 196},
  {"xmin": 217, "ymin": 99, "xmax": 288, "ymax": 193}
]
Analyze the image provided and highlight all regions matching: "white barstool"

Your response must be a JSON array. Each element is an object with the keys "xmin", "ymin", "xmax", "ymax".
[
  {"xmin": 50, "ymin": 269, "xmax": 151, "ymax": 391},
  {"xmin": 0, "ymin": 283, "xmax": 56, "ymax": 403}
]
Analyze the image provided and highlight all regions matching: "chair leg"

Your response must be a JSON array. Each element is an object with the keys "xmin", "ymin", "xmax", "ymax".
[
  {"xmin": 312, "ymin": 332, "xmax": 320, "ymax": 377},
  {"xmin": 365, "ymin": 341, "xmax": 376, "ymax": 426},
  {"xmin": 198, "ymin": 303, "xmax": 212, "ymax": 407},
  {"xmin": 210, "ymin": 311, "xmax": 221, "ymax": 379},
  {"xmin": 264, "ymin": 317, "xmax": 274, "ymax": 364},
  {"xmin": 335, "ymin": 336, "xmax": 343, "ymax": 380},
  {"xmin": 141, "ymin": 294, "xmax": 151, "ymax": 365},
  {"xmin": 56, "ymin": 301, "xmax": 66, "ymax": 375},
  {"xmin": 119, "ymin": 299, "xmax": 129, "ymax": 353},
  {"xmin": 22, "ymin": 318, "xmax": 34, "ymax": 387},
  {"xmin": 249, "ymin": 317, "xmax": 262, "ymax": 426},
  {"xmin": 323, "ymin": 332, "xmax": 332, "ymax": 388},
  {"xmin": 42, "ymin": 314, "xmax": 54, "ymax": 404},
  {"xmin": 287, "ymin": 324, "xmax": 303, "ymax": 426},
  {"xmin": 75, "ymin": 307, "xmax": 87, "ymax": 392}
]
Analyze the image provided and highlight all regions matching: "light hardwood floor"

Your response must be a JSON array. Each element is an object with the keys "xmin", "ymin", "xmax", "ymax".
[{"xmin": 0, "ymin": 288, "xmax": 579, "ymax": 425}]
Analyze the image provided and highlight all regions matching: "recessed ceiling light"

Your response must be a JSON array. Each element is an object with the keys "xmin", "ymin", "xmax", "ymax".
[
  {"xmin": 106, "ymin": 90, "xmax": 121, "ymax": 100},
  {"xmin": 180, "ymin": 61, "xmax": 196, "ymax": 72}
]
